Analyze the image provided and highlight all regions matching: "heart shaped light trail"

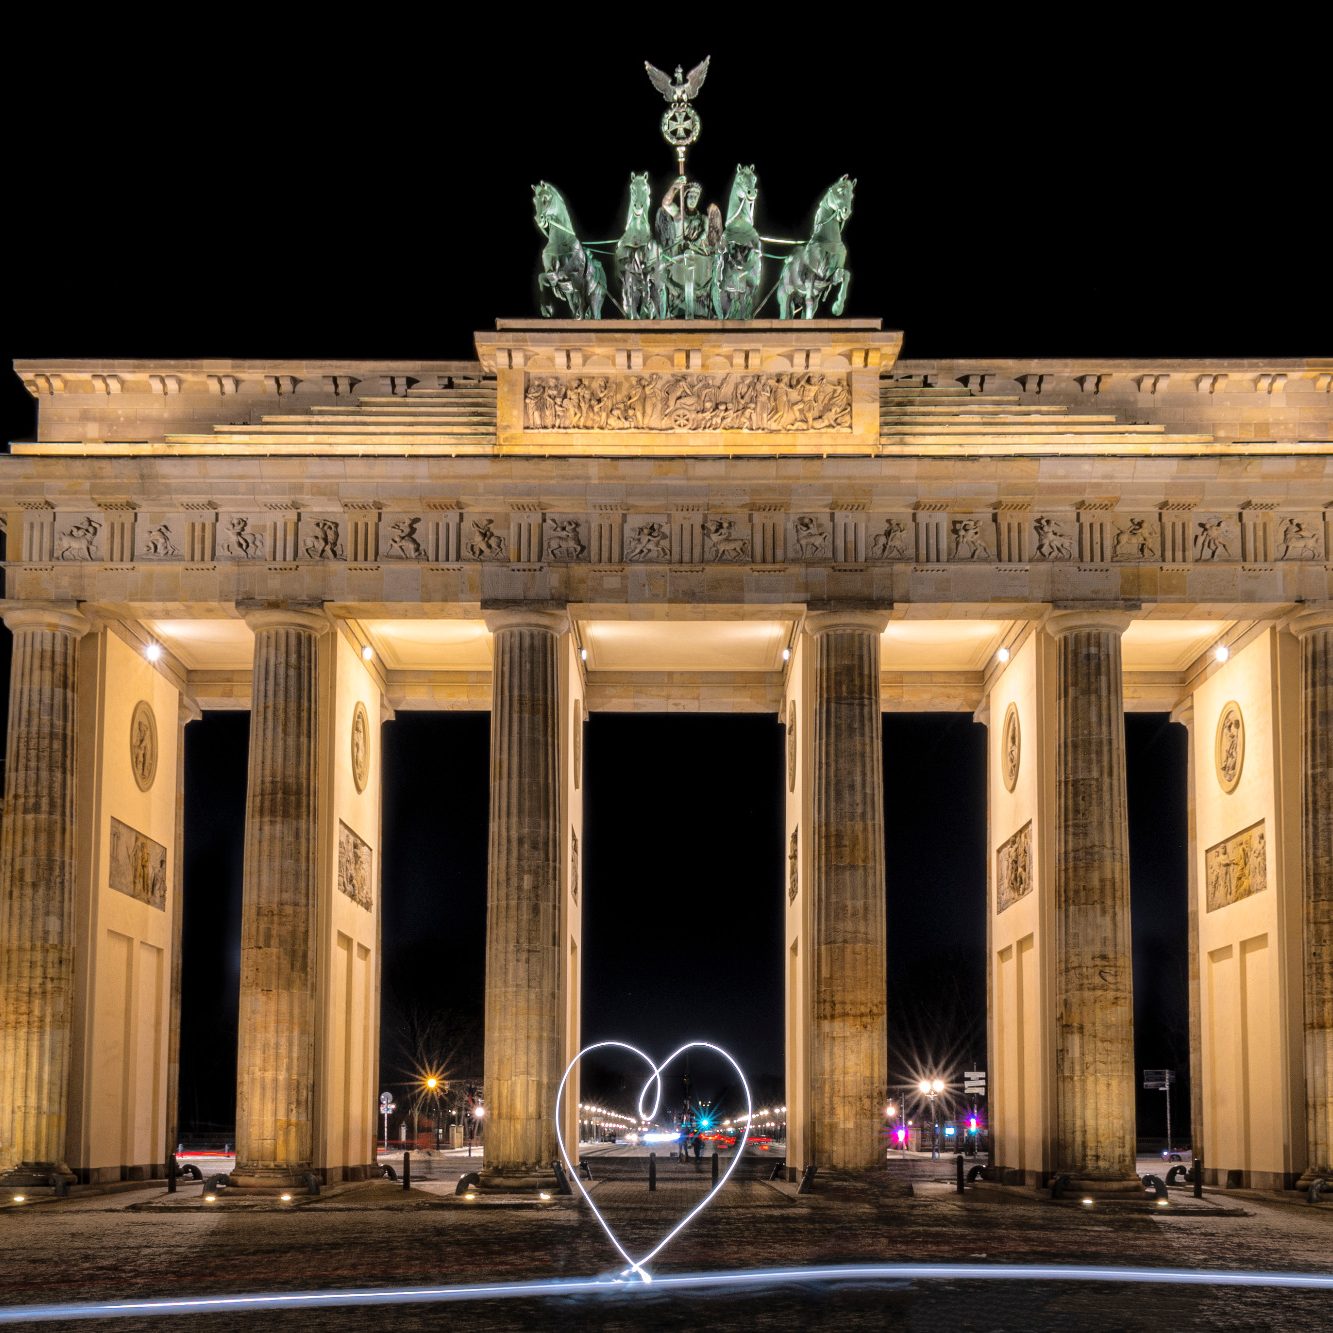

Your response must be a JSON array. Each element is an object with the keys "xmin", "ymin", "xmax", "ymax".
[{"xmin": 554, "ymin": 1039, "xmax": 752, "ymax": 1283}]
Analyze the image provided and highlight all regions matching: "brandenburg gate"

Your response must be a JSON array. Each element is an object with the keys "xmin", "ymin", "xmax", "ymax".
[{"xmin": 0, "ymin": 321, "xmax": 1329, "ymax": 1195}]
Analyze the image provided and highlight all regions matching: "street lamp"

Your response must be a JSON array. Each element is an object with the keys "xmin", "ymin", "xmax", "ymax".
[{"xmin": 918, "ymin": 1078, "xmax": 945, "ymax": 1158}]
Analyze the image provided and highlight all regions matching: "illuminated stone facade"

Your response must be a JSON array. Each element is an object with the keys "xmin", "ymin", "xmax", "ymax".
[{"xmin": 0, "ymin": 324, "xmax": 1329, "ymax": 1189}]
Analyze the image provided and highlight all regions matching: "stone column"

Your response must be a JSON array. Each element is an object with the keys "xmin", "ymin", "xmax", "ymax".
[
  {"xmin": 0, "ymin": 605, "xmax": 88, "ymax": 1182},
  {"xmin": 482, "ymin": 608, "xmax": 566, "ymax": 1182},
  {"xmin": 1048, "ymin": 610, "xmax": 1138, "ymax": 1187},
  {"xmin": 232, "ymin": 608, "xmax": 327, "ymax": 1188},
  {"xmin": 806, "ymin": 611, "xmax": 889, "ymax": 1171},
  {"xmin": 1293, "ymin": 610, "xmax": 1333, "ymax": 1186}
]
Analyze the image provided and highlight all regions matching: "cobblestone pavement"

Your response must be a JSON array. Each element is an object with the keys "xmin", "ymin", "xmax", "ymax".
[{"xmin": 0, "ymin": 1163, "xmax": 1328, "ymax": 1331}]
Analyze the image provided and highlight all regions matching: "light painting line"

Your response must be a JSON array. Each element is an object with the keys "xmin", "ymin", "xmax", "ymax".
[{"xmin": 3, "ymin": 1262, "xmax": 1332, "ymax": 1323}]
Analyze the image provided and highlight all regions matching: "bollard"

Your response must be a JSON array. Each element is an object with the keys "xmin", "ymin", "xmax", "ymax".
[
  {"xmin": 166, "ymin": 1153, "xmax": 178, "ymax": 1195},
  {"xmin": 649, "ymin": 1151, "xmax": 657, "ymax": 1192},
  {"xmin": 712, "ymin": 1150, "xmax": 719, "ymax": 1184},
  {"xmin": 403, "ymin": 1151, "xmax": 411, "ymax": 1192},
  {"xmin": 1193, "ymin": 1153, "xmax": 1203, "ymax": 1199},
  {"xmin": 552, "ymin": 1160, "xmax": 573, "ymax": 1196},
  {"xmin": 956, "ymin": 1153, "xmax": 965, "ymax": 1194}
]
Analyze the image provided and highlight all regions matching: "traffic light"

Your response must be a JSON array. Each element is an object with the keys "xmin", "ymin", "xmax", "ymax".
[{"xmin": 968, "ymin": 1116, "xmax": 978, "ymax": 1134}]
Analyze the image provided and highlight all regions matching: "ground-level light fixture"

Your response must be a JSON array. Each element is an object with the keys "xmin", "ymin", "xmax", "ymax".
[
  {"xmin": 204, "ymin": 1193, "xmax": 217, "ymax": 1203},
  {"xmin": 280, "ymin": 1192, "xmax": 293, "ymax": 1203},
  {"xmin": 12, "ymin": 1194, "xmax": 25, "ymax": 1203}
]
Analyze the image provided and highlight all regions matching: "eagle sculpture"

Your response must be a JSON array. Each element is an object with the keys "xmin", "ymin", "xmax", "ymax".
[{"xmin": 645, "ymin": 57, "xmax": 710, "ymax": 106}]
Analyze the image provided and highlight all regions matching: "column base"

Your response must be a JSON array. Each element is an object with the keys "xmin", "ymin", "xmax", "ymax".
[
  {"xmin": 0, "ymin": 1162, "xmax": 76, "ymax": 1188},
  {"xmin": 228, "ymin": 1165, "xmax": 319, "ymax": 1191},
  {"xmin": 1295, "ymin": 1167, "xmax": 1332, "ymax": 1191},
  {"xmin": 477, "ymin": 1166, "xmax": 558, "ymax": 1193}
]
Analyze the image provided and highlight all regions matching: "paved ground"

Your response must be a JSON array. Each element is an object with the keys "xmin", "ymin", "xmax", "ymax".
[{"xmin": 0, "ymin": 1155, "xmax": 1328, "ymax": 1330}]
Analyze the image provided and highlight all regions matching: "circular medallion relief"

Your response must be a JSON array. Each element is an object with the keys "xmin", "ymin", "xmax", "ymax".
[
  {"xmin": 130, "ymin": 700, "xmax": 158, "ymax": 792},
  {"xmin": 351, "ymin": 701, "xmax": 370, "ymax": 794},
  {"xmin": 1215, "ymin": 701, "xmax": 1244, "ymax": 793},
  {"xmin": 1001, "ymin": 702, "xmax": 1021, "ymax": 793},
  {"xmin": 787, "ymin": 700, "xmax": 798, "ymax": 792}
]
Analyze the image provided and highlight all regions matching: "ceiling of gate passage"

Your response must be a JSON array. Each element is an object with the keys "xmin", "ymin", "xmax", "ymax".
[{"xmin": 138, "ymin": 611, "xmax": 1242, "ymax": 714}]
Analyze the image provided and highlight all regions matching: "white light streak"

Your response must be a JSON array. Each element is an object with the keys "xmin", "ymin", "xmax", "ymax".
[
  {"xmin": 554, "ymin": 1038, "xmax": 752, "ymax": 1283},
  {"xmin": 3, "ymin": 1263, "xmax": 1329, "ymax": 1323}
]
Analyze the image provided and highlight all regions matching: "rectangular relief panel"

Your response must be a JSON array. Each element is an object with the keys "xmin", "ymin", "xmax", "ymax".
[
  {"xmin": 108, "ymin": 818, "xmax": 168, "ymax": 911},
  {"xmin": 996, "ymin": 821, "xmax": 1033, "ymax": 913},
  {"xmin": 1205, "ymin": 820, "xmax": 1267, "ymax": 913}
]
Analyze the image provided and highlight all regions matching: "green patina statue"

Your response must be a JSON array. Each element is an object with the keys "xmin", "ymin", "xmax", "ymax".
[
  {"xmin": 533, "ymin": 181, "xmax": 606, "ymax": 320},
  {"xmin": 534, "ymin": 59, "xmax": 852, "ymax": 320}
]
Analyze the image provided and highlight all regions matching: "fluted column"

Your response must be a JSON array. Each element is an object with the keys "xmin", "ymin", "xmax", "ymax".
[
  {"xmin": 482, "ymin": 608, "xmax": 566, "ymax": 1180},
  {"xmin": 1293, "ymin": 610, "xmax": 1333, "ymax": 1185},
  {"xmin": 232, "ymin": 608, "xmax": 326, "ymax": 1187},
  {"xmin": 0, "ymin": 605, "xmax": 88, "ymax": 1181},
  {"xmin": 806, "ymin": 610, "xmax": 889, "ymax": 1171},
  {"xmin": 1049, "ymin": 610, "xmax": 1138, "ymax": 1186}
]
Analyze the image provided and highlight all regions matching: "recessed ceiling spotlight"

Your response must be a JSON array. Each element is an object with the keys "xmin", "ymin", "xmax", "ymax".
[
  {"xmin": 580, "ymin": 647, "xmax": 588, "ymax": 662},
  {"xmin": 145, "ymin": 643, "xmax": 163, "ymax": 663},
  {"xmin": 361, "ymin": 644, "xmax": 375, "ymax": 662},
  {"xmin": 1214, "ymin": 644, "xmax": 1230, "ymax": 663},
  {"xmin": 782, "ymin": 647, "xmax": 791, "ymax": 661},
  {"xmin": 997, "ymin": 646, "xmax": 1011, "ymax": 664}
]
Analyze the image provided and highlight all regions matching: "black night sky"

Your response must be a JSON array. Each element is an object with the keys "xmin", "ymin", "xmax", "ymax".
[{"xmin": 3, "ymin": 25, "xmax": 1325, "ymax": 1145}]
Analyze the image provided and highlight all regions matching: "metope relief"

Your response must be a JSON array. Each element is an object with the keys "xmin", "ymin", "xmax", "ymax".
[
  {"xmin": 351, "ymin": 701, "xmax": 370, "ymax": 794},
  {"xmin": 996, "ymin": 821, "xmax": 1032, "ymax": 913},
  {"xmin": 384, "ymin": 516, "xmax": 429, "ymax": 560},
  {"xmin": 337, "ymin": 821, "xmax": 373, "ymax": 910},
  {"xmin": 1032, "ymin": 516, "xmax": 1072, "ymax": 560},
  {"xmin": 1276, "ymin": 516, "xmax": 1324, "ymax": 560},
  {"xmin": 466, "ymin": 517, "xmax": 507, "ymax": 560},
  {"xmin": 304, "ymin": 518, "xmax": 344, "ymax": 560},
  {"xmin": 703, "ymin": 517, "xmax": 751, "ymax": 562},
  {"xmin": 1001, "ymin": 702, "xmax": 1020, "ymax": 793},
  {"xmin": 1205, "ymin": 820, "xmax": 1267, "ymax": 912},
  {"xmin": 545, "ymin": 518, "xmax": 587, "ymax": 561},
  {"xmin": 220, "ymin": 516, "xmax": 266, "ymax": 559},
  {"xmin": 1193, "ymin": 516, "xmax": 1237, "ymax": 561},
  {"xmin": 626, "ymin": 519, "xmax": 670, "ymax": 562},
  {"xmin": 788, "ymin": 827, "xmax": 799, "ymax": 903},
  {"xmin": 57, "ymin": 515, "xmax": 102, "ymax": 561},
  {"xmin": 130, "ymin": 700, "xmax": 158, "ymax": 791},
  {"xmin": 109, "ymin": 817, "xmax": 167, "ymax": 910},
  {"xmin": 1113, "ymin": 517, "xmax": 1158, "ymax": 561},
  {"xmin": 951, "ymin": 518, "xmax": 991, "ymax": 560},
  {"xmin": 141, "ymin": 522, "xmax": 179, "ymax": 558},
  {"xmin": 1214, "ymin": 700, "xmax": 1244, "ymax": 793},
  {"xmin": 868, "ymin": 517, "xmax": 909, "ymax": 560},
  {"xmin": 523, "ymin": 372, "xmax": 852, "ymax": 432},
  {"xmin": 792, "ymin": 516, "xmax": 830, "ymax": 559}
]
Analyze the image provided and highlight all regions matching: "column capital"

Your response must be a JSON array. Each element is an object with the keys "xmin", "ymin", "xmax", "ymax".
[
  {"xmin": 1169, "ymin": 696, "xmax": 1195, "ymax": 730},
  {"xmin": 0, "ymin": 601, "xmax": 90, "ymax": 638},
  {"xmin": 1286, "ymin": 607, "xmax": 1333, "ymax": 639},
  {"xmin": 179, "ymin": 697, "xmax": 203, "ymax": 726},
  {"xmin": 237, "ymin": 603, "xmax": 329, "ymax": 636},
  {"xmin": 484, "ymin": 607, "xmax": 569, "ymax": 636},
  {"xmin": 1045, "ymin": 608, "xmax": 1135, "ymax": 638},
  {"xmin": 803, "ymin": 608, "xmax": 891, "ymax": 637}
]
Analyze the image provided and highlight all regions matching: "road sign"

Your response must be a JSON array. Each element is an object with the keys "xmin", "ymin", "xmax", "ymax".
[
  {"xmin": 1142, "ymin": 1069, "xmax": 1175, "ymax": 1090},
  {"xmin": 963, "ymin": 1069, "xmax": 986, "ymax": 1092},
  {"xmin": 380, "ymin": 1091, "xmax": 394, "ymax": 1106}
]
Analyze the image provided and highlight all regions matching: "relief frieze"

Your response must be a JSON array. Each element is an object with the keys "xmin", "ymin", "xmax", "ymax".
[
  {"xmin": 996, "ymin": 821, "xmax": 1032, "ymax": 913},
  {"xmin": 337, "ymin": 820, "xmax": 373, "ymax": 911},
  {"xmin": 1205, "ymin": 820, "xmax": 1266, "ymax": 912},
  {"xmin": 109, "ymin": 817, "xmax": 167, "ymax": 910},
  {"xmin": 523, "ymin": 372, "xmax": 852, "ymax": 432}
]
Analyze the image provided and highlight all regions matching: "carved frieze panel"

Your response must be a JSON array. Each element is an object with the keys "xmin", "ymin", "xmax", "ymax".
[
  {"xmin": 137, "ymin": 514, "xmax": 181, "ymax": 559},
  {"xmin": 1112, "ymin": 515, "xmax": 1160, "ymax": 561},
  {"xmin": 463, "ymin": 514, "xmax": 508, "ymax": 561},
  {"xmin": 302, "ymin": 514, "xmax": 346, "ymax": 561},
  {"xmin": 864, "ymin": 515, "xmax": 908, "ymax": 560},
  {"xmin": 109, "ymin": 817, "xmax": 167, "ymax": 910},
  {"xmin": 1192, "ymin": 513, "xmax": 1239, "ymax": 562},
  {"xmin": 790, "ymin": 514, "xmax": 831, "ymax": 560},
  {"xmin": 130, "ymin": 700, "xmax": 158, "ymax": 791},
  {"xmin": 218, "ymin": 513, "xmax": 271, "ymax": 560},
  {"xmin": 625, "ymin": 514, "xmax": 672, "ymax": 562},
  {"xmin": 702, "ymin": 515, "xmax": 752, "ymax": 563},
  {"xmin": 522, "ymin": 372, "xmax": 852, "ymax": 432},
  {"xmin": 55, "ymin": 513, "xmax": 103, "ymax": 561},
  {"xmin": 382, "ymin": 514, "xmax": 431, "ymax": 560},
  {"xmin": 788, "ymin": 826, "xmax": 799, "ymax": 903},
  {"xmin": 1275, "ymin": 514, "xmax": 1325, "ymax": 560},
  {"xmin": 951, "ymin": 515, "xmax": 993, "ymax": 561},
  {"xmin": 1205, "ymin": 820, "xmax": 1266, "ymax": 912},
  {"xmin": 544, "ymin": 516, "xmax": 588, "ymax": 562},
  {"xmin": 996, "ymin": 821, "xmax": 1032, "ymax": 913},
  {"xmin": 1031, "ymin": 514, "xmax": 1074, "ymax": 560},
  {"xmin": 1214, "ymin": 700, "xmax": 1244, "ymax": 793},
  {"xmin": 337, "ymin": 820, "xmax": 373, "ymax": 910}
]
